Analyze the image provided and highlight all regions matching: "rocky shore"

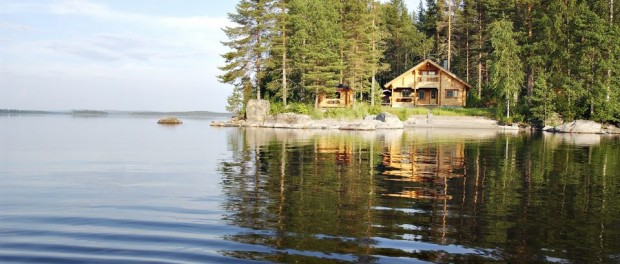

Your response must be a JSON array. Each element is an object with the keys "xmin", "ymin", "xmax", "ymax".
[
  {"xmin": 211, "ymin": 112, "xmax": 620, "ymax": 134},
  {"xmin": 211, "ymin": 112, "xmax": 508, "ymax": 131},
  {"xmin": 210, "ymin": 100, "xmax": 619, "ymax": 134}
]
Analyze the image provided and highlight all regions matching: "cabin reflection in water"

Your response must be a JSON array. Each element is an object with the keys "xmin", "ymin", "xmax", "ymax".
[
  {"xmin": 380, "ymin": 142, "xmax": 465, "ymax": 200},
  {"xmin": 315, "ymin": 136, "xmax": 353, "ymax": 165}
]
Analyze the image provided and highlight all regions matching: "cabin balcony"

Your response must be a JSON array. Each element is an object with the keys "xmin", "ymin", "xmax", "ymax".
[
  {"xmin": 392, "ymin": 97, "xmax": 416, "ymax": 108},
  {"xmin": 417, "ymin": 76, "xmax": 439, "ymax": 88}
]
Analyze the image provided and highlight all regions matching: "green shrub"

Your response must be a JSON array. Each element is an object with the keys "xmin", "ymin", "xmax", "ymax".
[
  {"xmin": 287, "ymin": 103, "xmax": 314, "ymax": 115},
  {"xmin": 270, "ymin": 102, "xmax": 286, "ymax": 115},
  {"xmin": 269, "ymin": 100, "xmax": 494, "ymax": 121}
]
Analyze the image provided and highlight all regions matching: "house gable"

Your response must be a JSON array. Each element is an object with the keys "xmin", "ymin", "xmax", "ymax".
[
  {"xmin": 383, "ymin": 59, "xmax": 471, "ymax": 107},
  {"xmin": 385, "ymin": 59, "xmax": 471, "ymax": 90}
]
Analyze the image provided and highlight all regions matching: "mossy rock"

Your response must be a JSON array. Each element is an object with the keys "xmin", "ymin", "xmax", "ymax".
[{"xmin": 157, "ymin": 117, "xmax": 183, "ymax": 125}]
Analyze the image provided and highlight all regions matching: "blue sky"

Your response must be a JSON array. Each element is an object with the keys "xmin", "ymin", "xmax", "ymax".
[{"xmin": 0, "ymin": 0, "xmax": 420, "ymax": 112}]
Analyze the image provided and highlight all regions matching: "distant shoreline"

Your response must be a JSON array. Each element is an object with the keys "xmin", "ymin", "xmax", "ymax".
[{"xmin": 0, "ymin": 109, "xmax": 231, "ymax": 118}]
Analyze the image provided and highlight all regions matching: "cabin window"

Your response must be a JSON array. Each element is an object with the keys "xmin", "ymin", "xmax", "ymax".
[
  {"xmin": 402, "ymin": 88, "xmax": 413, "ymax": 97},
  {"xmin": 446, "ymin": 90, "xmax": 459, "ymax": 98},
  {"xmin": 421, "ymin": 71, "xmax": 437, "ymax": 75},
  {"xmin": 419, "ymin": 90, "xmax": 425, "ymax": 99}
]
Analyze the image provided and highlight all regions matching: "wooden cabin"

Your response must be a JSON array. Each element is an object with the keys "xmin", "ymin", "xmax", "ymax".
[
  {"xmin": 318, "ymin": 84, "xmax": 354, "ymax": 108},
  {"xmin": 383, "ymin": 59, "xmax": 471, "ymax": 107}
]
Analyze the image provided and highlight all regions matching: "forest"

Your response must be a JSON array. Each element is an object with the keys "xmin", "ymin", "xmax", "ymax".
[{"xmin": 219, "ymin": 0, "xmax": 620, "ymax": 125}]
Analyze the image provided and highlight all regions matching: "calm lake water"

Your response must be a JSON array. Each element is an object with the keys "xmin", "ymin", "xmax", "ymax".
[{"xmin": 1, "ymin": 115, "xmax": 619, "ymax": 263}]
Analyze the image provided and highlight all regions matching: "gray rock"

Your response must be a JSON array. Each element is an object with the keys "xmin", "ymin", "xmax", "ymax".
[
  {"xmin": 245, "ymin": 99, "xmax": 270, "ymax": 122},
  {"xmin": 602, "ymin": 124, "xmax": 620, "ymax": 134},
  {"xmin": 339, "ymin": 120, "xmax": 377, "ymax": 131},
  {"xmin": 498, "ymin": 124, "xmax": 519, "ymax": 130},
  {"xmin": 403, "ymin": 115, "xmax": 497, "ymax": 129},
  {"xmin": 308, "ymin": 119, "xmax": 341, "ymax": 129},
  {"xmin": 374, "ymin": 112, "xmax": 404, "ymax": 129},
  {"xmin": 364, "ymin": 115, "xmax": 376, "ymax": 121},
  {"xmin": 542, "ymin": 126, "xmax": 556, "ymax": 132},
  {"xmin": 555, "ymin": 120, "xmax": 603, "ymax": 134},
  {"xmin": 275, "ymin": 113, "xmax": 312, "ymax": 124},
  {"xmin": 241, "ymin": 121, "xmax": 260, "ymax": 127},
  {"xmin": 210, "ymin": 121, "xmax": 226, "ymax": 127}
]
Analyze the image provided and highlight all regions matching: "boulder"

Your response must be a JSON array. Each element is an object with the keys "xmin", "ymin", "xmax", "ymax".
[
  {"xmin": 554, "ymin": 120, "xmax": 603, "ymax": 134},
  {"xmin": 374, "ymin": 112, "xmax": 404, "ymax": 129},
  {"xmin": 275, "ymin": 113, "xmax": 312, "ymax": 124},
  {"xmin": 498, "ymin": 124, "xmax": 519, "ymax": 130},
  {"xmin": 363, "ymin": 115, "xmax": 376, "ymax": 121},
  {"xmin": 157, "ymin": 117, "xmax": 182, "ymax": 125},
  {"xmin": 602, "ymin": 124, "xmax": 620, "ymax": 134},
  {"xmin": 339, "ymin": 120, "xmax": 377, "ymax": 131},
  {"xmin": 308, "ymin": 119, "xmax": 341, "ymax": 129},
  {"xmin": 210, "ymin": 121, "xmax": 226, "ymax": 127},
  {"xmin": 245, "ymin": 99, "xmax": 270, "ymax": 122}
]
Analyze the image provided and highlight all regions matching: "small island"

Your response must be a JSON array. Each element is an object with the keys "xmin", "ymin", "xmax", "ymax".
[{"xmin": 157, "ymin": 117, "xmax": 183, "ymax": 125}]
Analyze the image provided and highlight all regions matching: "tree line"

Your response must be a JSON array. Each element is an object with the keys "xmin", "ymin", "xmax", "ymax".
[{"xmin": 219, "ymin": 0, "xmax": 620, "ymax": 124}]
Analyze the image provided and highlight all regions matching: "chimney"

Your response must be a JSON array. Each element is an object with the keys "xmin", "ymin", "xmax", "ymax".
[{"xmin": 443, "ymin": 59, "xmax": 449, "ymax": 70}]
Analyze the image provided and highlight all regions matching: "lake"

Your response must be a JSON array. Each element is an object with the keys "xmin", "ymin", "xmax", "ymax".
[{"xmin": 1, "ymin": 115, "xmax": 619, "ymax": 263}]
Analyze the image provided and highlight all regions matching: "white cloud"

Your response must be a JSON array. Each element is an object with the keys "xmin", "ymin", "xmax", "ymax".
[
  {"xmin": 0, "ymin": 21, "xmax": 36, "ymax": 31},
  {"xmin": 44, "ymin": 0, "xmax": 231, "ymax": 31}
]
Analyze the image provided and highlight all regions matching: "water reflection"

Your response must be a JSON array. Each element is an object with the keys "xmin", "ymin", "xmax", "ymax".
[
  {"xmin": 218, "ymin": 128, "xmax": 620, "ymax": 263},
  {"xmin": 380, "ymin": 139, "xmax": 465, "ymax": 200}
]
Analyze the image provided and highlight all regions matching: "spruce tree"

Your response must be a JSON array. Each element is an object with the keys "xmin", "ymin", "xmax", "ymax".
[
  {"xmin": 342, "ymin": 0, "xmax": 373, "ymax": 102},
  {"xmin": 488, "ymin": 18, "xmax": 524, "ymax": 120},
  {"xmin": 530, "ymin": 72, "xmax": 555, "ymax": 125},
  {"xmin": 288, "ymin": 0, "xmax": 343, "ymax": 107},
  {"xmin": 381, "ymin": 0, "xmax": 427, "ymax": 81},
  {"xmin": 459, "ymin": 0, "xmax": 478, "ymax": 84}
]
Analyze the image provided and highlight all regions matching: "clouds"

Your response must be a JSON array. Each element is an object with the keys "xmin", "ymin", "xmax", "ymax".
[
  {"xmin": 0, "ymin": 21, "xmax": 36, "ymax": 31},
  {"xmin": 46, "ymin": 0, "xmax": 230, "ymax": 31},
  {"xmin": 0, "ymin": 0, "xmax": 235, "ymax": 111},
  {"xmin": 46, "ymin": 33, "xmax": 171, "ymax": 63}
]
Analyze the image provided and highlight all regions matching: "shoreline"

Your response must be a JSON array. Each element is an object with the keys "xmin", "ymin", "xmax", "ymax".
[
  {"xmin": 211, "ymin": 112, "xmax": 620, "ymax": 134},
  {"xmin": 212, "ymin": 113, "xmax": 516, "ymax": 131}
]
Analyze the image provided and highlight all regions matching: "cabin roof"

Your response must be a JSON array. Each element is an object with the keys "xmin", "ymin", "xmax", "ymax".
[
  {"xmin": 384, "ymin": 59, "xmax": 472, "ymax": 90},
  {"xmin": 336, "ymin": 83, "xmax": 351, "ymax": 90}
]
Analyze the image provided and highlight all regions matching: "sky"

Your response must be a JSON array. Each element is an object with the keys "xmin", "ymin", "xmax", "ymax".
[{"xmin": 0, "ymin": 0, "xmax": 420, "ymax": 112}]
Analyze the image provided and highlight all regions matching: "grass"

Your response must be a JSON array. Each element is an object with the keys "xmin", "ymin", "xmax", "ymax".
[
  {"xmin": 382, "ymin": 107, "xmax": 493, "ymax": 120},
  {"xmin": 431, "ymin": 107, "xmax": 494, "ymax": 117},
  {"xmin": 270, "ymin": 102, "xmax": 493, "ymax": 121}
]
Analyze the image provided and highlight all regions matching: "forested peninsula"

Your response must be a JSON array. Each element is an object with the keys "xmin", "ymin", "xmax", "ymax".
[{"xmin": 219, "ymin": 0, "xmax": 620, "ymax": 126}]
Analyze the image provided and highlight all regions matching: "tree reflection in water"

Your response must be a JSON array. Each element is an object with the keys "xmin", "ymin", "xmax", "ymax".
[{"xmin": 218, "ymin": 128, "xmax": 620, "ymax": 263}]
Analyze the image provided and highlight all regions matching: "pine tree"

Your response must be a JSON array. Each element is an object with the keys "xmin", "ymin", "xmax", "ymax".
[
  {"xmin": 262, "ymin": 0, "xmax": 289, "ymax": 105},
  {"xmin": 220, "ymin": 0, "xmax": 274, "ymax": 111}
]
